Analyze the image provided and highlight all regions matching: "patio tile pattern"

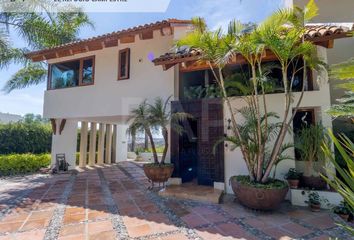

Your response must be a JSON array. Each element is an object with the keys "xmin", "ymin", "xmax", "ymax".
[{"xmin": 0, "ymin": 161, "xmax": 353, "ymax": 240}]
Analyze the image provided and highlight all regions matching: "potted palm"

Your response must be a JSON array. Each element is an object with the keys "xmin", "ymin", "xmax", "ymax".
[
  {"xmin": 295, "ymin": 124, "xmax": 329, "ymax": 189},
  {"xmin": 285, "ymin": 168, "xmax": 302, "ymax": 189},
  {"xmin": 128, "ymin": 97, "xmax": 190, "ymax": 187},
  {"xmin": 177, "ymin": 0, "xmax": 323, "ymax": 210}
]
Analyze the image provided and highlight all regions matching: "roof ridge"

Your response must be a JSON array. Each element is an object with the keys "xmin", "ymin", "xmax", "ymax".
[{"xmin": 26, "ymin": 18, "xmax": 192, "ymax": 59}]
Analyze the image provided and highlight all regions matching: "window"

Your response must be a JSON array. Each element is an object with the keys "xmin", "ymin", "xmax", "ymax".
[
  {"xmin": 118, "ymin": 48, "xmax": 130, "ymax": 80},
  {"xmin": 49, "ymin": 56, "xmax": 95, "ymax": 90}
]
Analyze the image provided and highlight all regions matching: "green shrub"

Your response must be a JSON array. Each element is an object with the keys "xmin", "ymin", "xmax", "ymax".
[
  {"xmin": 0, "ymin": 154, "xmax": 51, "ymax": 176},
  {"xmin": 0, "ymin": 122, "xmax": 52, "ymax": 154},
  {"xmin": 231, "ymin": 175, "xmax": 288, "ymax": 189}
]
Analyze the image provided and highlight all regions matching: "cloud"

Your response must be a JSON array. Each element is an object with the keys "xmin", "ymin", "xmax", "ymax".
[{"xmin": 0, "ymin": 91, "xmax": 44, "ymax": 115}]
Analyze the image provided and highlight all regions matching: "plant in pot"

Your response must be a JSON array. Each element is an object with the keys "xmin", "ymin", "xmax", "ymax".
[
  {"xmin": 134, "ymin": 147, "xmax": 144, "ymax": 162},
  {"xmin": 285, "ymin": 168, "xmax": 302, "ymax": 189},
  {"xmin": 295, "ymin": 124, "xmax": 329, "ymax": 190},
  {"xmin": 305, "ymin": 191, "xmax": 328, "ymax": 212},
  {"xmin": 177, "ymin": 0, "xmax": 323, "ymax": 210},
  {"xmin": 128, "ymin": 97, "xmax": 190, "ymax": 189},
  {"xmin": 333, "ymin": 201, "xmax": 351, "ymax": 221}
]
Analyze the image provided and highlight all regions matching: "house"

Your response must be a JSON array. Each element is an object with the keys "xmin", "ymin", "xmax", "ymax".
[{"xmin": 25, "ymin": 6, "xmax": 353, "ymax": 193}]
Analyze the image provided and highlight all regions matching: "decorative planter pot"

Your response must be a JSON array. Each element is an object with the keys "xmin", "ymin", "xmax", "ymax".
[
  {"xmin": 230, "ymin": 177, "xmax": 288, "ymax": 211},
  {"xmin": 287, "ymin": 179, "xmax": 300, "ymax": 189},
  {"xmin": 338, "ymin": 214, "xmax": 349, "ymax": 221},
  {"xmin": 143, "ymin": 164, "xmax": 174, "ymax": 183},
  {"xmin": 310, "ymin": 203, "xmax": 321, "ymax": 212},
  {"xmin": 302, "ymin": 176, "xmax": 327, "ymax": 190}
]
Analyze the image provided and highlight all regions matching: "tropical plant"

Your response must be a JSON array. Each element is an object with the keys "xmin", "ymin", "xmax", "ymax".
[
  {"xmin": 0, "ymin": 2, "xmax": 93, "ymax": 92},
  {"xmin": 285, "ymin": 168, "xmax": 302, "ymax": 180},
  {"xmin": 295, "ymin": 124, "xmax": 329, "ymax": 177},
  {"xmin": 127, "ymin": 100, "xmax": 158, "ymax": 163},
  {"xmin": 177, "ymin": 0, "xmax": 323, "ymax": 183},
  {"xmin": 148, "ymin": 96, "xmax": 191, "ymax": 164},
  {"xmin": 321, "ymin": 130, "xmax": 354, "ymax": 235},
  {"xmin": 128, "ymin": 97, "xmax": 190, "ymax": 165},
  {"xmin": 327, "ymin": 58, "xmax": 354, "ymax": 119},
  {"xmin": 333, "ymin": 201, "xmax": 351, "ymax": 216}
]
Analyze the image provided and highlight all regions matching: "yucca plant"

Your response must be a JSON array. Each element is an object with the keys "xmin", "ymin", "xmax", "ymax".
[
  {"xmin": 321, "ymin": 130, "xmax": 354, "ymax": 235},
  {"xmin": 177, "ymin": 0, "xmax": 324, "ymax": 183}
]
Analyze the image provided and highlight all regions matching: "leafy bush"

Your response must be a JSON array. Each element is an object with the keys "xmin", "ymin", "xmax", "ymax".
[
  {"xmin": 0, "ymin": 154, "xmax": 51, "ymax": 176},
  {"xmin": 231, "ymin": 175, "xmax": 288, "ymax": 189},
  {"xmin": 0, "ymin": 122, "xmax": 52, "ymax": 154}
]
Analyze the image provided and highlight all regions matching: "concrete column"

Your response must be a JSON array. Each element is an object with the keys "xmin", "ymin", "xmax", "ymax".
[
  {"xmin": 79, "ymin": 121, "xmax": 89, "ymax": 168},
  {"xmin": 51, "ymin": 120, "xmax": 78, "ymax": 170},
  {"xmin": 115, "ymin": 124, "xmax": 128, "ymax": 162},
  {"xmin": 89, "ymin": 123, "xmax": 97, "ymax": 167},
  {"xmin": 112, "ymin": 125, "xmax": 117, "ymax": 163},
  {"xmin": 105, "ymin": 124, "xmax": 112, "ymax": 164},
  {"xmin": 97, "ymin": 123, "xmax": 105, "ymax": 165}
]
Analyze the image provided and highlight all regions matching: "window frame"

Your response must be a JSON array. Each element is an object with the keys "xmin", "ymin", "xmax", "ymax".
[
  {"xmin": 48, "ymin": 55, "xmax": 95, "ymax": 90},
  {"xmin": 118, "ymin": 48, "xmax": 130, "ymax": 80}
]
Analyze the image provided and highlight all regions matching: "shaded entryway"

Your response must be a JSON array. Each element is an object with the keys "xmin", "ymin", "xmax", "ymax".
[{"xmin": 171, "ymin": 99, "xmax": 225, "ymax": 186}]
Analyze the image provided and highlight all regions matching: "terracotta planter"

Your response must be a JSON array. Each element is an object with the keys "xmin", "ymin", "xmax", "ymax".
[
  {"xmin": 338, "ymin": 214, "xmax": 349, "ymax": 221},
  {"xmin": 143, "ymin": 164, "xmax": 174, "ymax": 183},
  {"xmin": 230, "ymin": 177, "xmax": 288, "ymax": 210},
  {"xmin": 287, "ymin": 179, "xmax": 300, "ymax": 189},
  {"xmin": 310, "ymin": 203, "xmax": 321, "ymax": 212},
  {"xmin": 302, "ymin": 176, "xmax": 327, "ymax": 190}
]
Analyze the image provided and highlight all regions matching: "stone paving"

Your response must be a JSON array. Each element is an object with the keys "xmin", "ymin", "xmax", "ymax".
[{"xmin": 0, "ymin": 161, "xmax": 353, "ymax": 240}]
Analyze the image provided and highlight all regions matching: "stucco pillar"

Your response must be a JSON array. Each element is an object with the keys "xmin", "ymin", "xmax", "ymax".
[
  {"xmin": 51, "ymin": 120, "xmax": 78, "ymax": 170},
  {"xmin": 115, "ymin": 124, "xmax": 128, "ymax": 162},
  {"xmin": 89, "ymin": 123, "xmax": 97, "ymax": 167},
  {"xmin": 79, "ymin": 121, "xmax": 88, "ymax": 168},
  {"xmin": 97, "ymin": 123, "xmax": 105, "ymax": 165},
  {"xmin": 105, "ymin": 124, "xmax": 112, "ymax": 164},
  {"xmin": 112, "ymin": 125, "xmax": 117, "ymax": 163}
]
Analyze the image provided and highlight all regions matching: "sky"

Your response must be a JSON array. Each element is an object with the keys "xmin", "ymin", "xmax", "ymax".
[{"xmin": 0, "ymin": 0, "xmax": 287, "ymax": 116}]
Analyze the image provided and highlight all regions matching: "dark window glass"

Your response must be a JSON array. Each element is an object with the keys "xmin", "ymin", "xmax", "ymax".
[
  {"xmin": 118, "ymin": 49, "xmax": 130, "ymax": 80},
  {"xmin": 82, "ymin": 58, "xmax": 94, "ymax": 84},
  {"xmin": 51, "ymin": 60, "xmax": 80, "ymax": 89}
]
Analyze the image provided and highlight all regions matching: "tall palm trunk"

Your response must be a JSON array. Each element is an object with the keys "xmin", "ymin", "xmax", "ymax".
[
  {"xmin": 161, "ymin": 127, "xmax": 169, "ymax": 165},
  {"xmin": 131, "ymin": 133, "xmax": 136, "ymax": 152},
  {"xmin": 144, "ymin": 131, "xmax": 149, "ymax": 151},
  {"xmin": 145, "ymin": 128, "xmax": 158, "ymax": 164}
]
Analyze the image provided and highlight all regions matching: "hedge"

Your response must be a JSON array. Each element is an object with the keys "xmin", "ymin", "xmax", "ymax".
[
  {"xmin": 0, "ymin": 122, "xmax": 52, "ymax": 154},
  {"xmin": 0, "ymin": 154, "xmax": 51, "ymax": 176}
]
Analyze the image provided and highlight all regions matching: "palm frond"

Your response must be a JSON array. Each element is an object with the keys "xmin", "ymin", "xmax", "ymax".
[{"xmin": 2, "ymin": 63, "xmax": 47, "ymax": 93}]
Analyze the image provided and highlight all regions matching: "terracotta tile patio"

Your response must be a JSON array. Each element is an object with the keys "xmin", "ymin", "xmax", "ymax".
[{"xmin": 0, "ymin": 161, "xmax": 352, "ymax": 240}]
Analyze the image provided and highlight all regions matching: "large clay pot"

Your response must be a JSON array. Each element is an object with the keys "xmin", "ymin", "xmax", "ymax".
[
  {"xmin": 230, "ymin": 177, "xmax": 288, "ymax": 210},
  {"xmin": 143, "ymin": 164, "xmax": 174, "ymax": 183},
  {"xmin": 301, "ymin": 176, "xmax": 327, "ymax": 190}
]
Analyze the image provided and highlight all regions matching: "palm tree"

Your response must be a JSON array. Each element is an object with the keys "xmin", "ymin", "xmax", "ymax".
[
  {"xmin": 327, "ymin": 58, "xmax": 354, "ymax": 119},
  {"xmin": 177, "ymin": 0, "xmax": 323, "ymax": 183},
  {"xmin": 148, "ymin": 96, "xmax": 191, "ymax": 165},
  {"xmin": 321, "ymin": 130, "xmax": 354, "ymax": 235},
  {"xmin": 127, "ymin": 100, "xmax": 159, "ymax": 164},
  {"xmin": 0, "ymin": 2, "xmax": 93, "ymax": 92}
]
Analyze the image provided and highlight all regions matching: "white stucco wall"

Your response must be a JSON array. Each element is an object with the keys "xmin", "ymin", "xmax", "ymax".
[
  {"xmin": 223, "ymin": 46, "xmax": 332, "ymax": 193},
  {"xmin": 43, "ymin": 28, "xmax": 185, "ymax": 121},
  {"xmin": 51, "ymin": 119, "xmax": 78, "ymax": 170}
]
